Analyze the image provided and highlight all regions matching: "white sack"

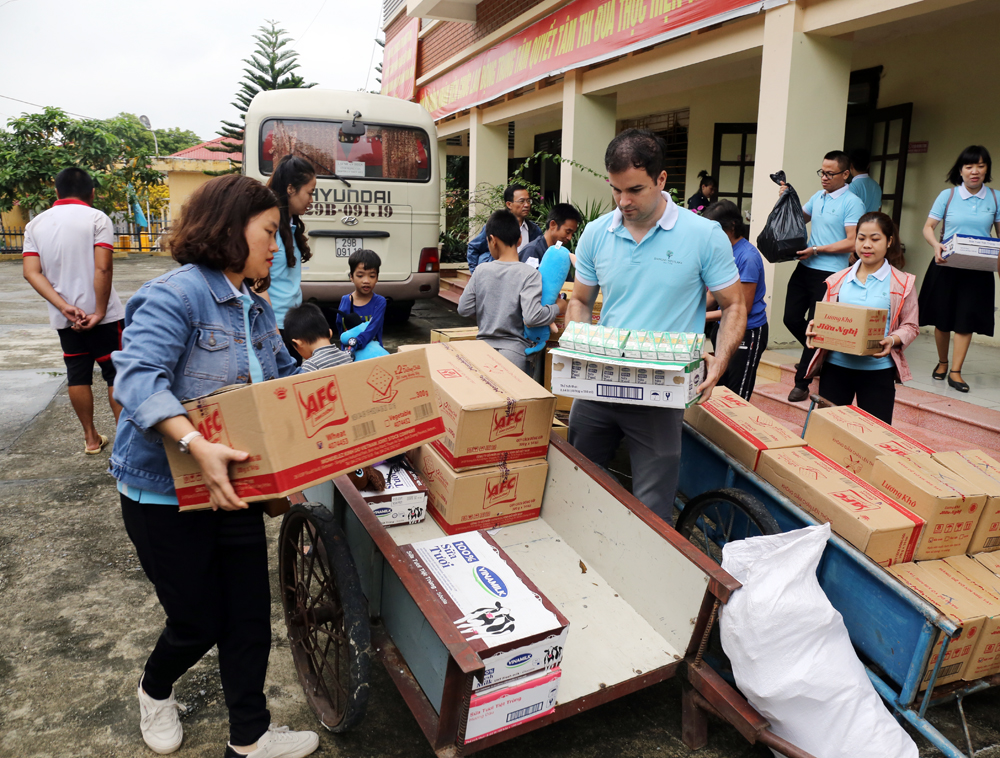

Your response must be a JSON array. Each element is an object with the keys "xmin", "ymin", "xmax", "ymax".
[{"xmin": 719, "ymin": 523, "xmax": 917, "ymax": 758}]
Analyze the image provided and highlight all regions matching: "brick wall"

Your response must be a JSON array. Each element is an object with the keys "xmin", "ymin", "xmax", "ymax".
[{"xmin": 420, "ymin": 0, "xmax": 540, "ymax": 74}]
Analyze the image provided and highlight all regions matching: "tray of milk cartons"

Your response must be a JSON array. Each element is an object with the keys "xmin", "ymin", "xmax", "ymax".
[{"xmin": 547, "ymin": 322, "xmax": 706, "ymax": 408}]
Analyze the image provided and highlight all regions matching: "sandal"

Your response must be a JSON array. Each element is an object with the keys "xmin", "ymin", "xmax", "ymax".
[
  {"xmin": 932, "ymin": 361, "xmax": 948, "ymax": 380},
  {"xmin": 947, "ymin": 371, "xmax": 970, "ymax": 393},
  {"xmin": 84, "ymin": 434, "xmax": 109, "ymax": 455}
]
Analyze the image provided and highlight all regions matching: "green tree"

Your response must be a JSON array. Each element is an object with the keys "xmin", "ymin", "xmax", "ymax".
[
  {"xmin": 208, "ymin": 20, "xmax": 316, "ymax": 172},
  {"xmin": 100, "ymin": 112, "xmax": 202, "ymax": 157},
  {"xmin": 0, "ymin": 107, "xmax": 162, "ymax": 216}
]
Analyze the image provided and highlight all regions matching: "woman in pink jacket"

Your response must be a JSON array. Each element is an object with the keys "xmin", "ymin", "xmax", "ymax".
[{"xmin": 804, "ymin": 212, "xmax": 919, "ymax": 423}]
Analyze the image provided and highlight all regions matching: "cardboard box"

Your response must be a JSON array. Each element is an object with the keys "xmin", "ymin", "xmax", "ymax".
[
  {"xmin": 975, "ymin": 551, "xmax": 1000, "ymax": 576},
  {"xmin": 399, "ymin": 341, "xmax": 555, "ymax": 470},
  {"xmin": 933, "ymin": 450, "xmax": 1000, "ymax": 553},
  {"xmin": 942, "ymin": 234, "xmax": 1000, "ymax": 272},
  {"xmin": 803, "ymin": 405, "xmax": 934, "ymax": 480},
  {"xmin": 887, "ymin": 562, "xmax": 983, "ymax": 687},
  {"xmin": 684, "ymin": 387, "xmax": 807, "ymax": 470},
  {"xmin": 409, "ymin": 443, "xmax": 548, "ymax": 534},
  {"xmin": 549, "ymin": 348, "xmax": 704, "ymax": 409},
  {"xmin": 872, "ymin": 454, "xmax": 984, "ymax": 560},
  {"xmin": 466, "ymin": 668, "xmax": 561, "ymax": 742},
  {"xmin": 939, "ymin": 555, "xmax": 1000, "ymax": 679},
  {"xmin": 551, "ymin": 416, "xmax": 568, "ymax": 441},
  {"xmin": 165, "ymin": 351, "xmax": 445, "ymax": 510},
  {"xmin": 356, "ymin": 462, "xmax": 428, "ymax": 526},
  {"xmin": 430, "ymin": 326, "xmax": 479, "ymax": 343},
  {"xmin": 811, "ymin": 301, "xmax": 888, "ymax": 356},
  {"xmin": 544, "ymin": 350, "xmax": 574, "ymax": 414},
  {"xmin": 755, "ymin": 446, "xmax": 924, "ymax": 566},
  {"xmin": 400, "ymin": 531, "xmax": 569, "ymax": 692}
]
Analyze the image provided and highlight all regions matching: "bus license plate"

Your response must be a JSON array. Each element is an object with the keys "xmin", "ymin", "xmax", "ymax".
[{"xmin": 336, "ymin": 238, "xmax": 360, "ymax": 258}]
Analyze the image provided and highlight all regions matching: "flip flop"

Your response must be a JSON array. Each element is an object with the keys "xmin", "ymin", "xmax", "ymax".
[{"xmin": 85, "ymin": 434, "xmax": 109, "ymax": 455}]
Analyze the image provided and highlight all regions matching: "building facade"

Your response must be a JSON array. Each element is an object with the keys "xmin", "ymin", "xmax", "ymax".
[{"xmin": 384, "ymin": 0, "xmax": 1000, "ymax": 347}]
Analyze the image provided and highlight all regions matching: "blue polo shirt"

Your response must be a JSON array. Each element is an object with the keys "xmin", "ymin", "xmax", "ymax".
[
  {"xmin": 801, "ymin": 186, "xmax": 865, "ymax": 272},
  {"xmin": 732, "ymin": 237, "xmax": 767, "ymax": 329},
  {"xmin": 575, "ymin": 193, "xmax": 740, "ymax": 333},
  {"xmin": 826, "ymin": 260, "xmax": 893, "ymax": 372},
  {"xmin": 848, "ymin": 174, "xmax": 883, "ymax": 214},
  {"xmin": 929, "ymin": 185, "xmax": 1000, "ymax": 237}
]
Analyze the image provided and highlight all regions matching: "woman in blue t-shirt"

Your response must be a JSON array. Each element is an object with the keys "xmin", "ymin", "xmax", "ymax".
[
  {"xmin": 917, "ymin": 145, "xmax": 1000, "ymax": 393},
  {"xmin": 804, "ymin": 213, "xmax": 919, "ymax": 424},
  {"xmin": 263, "ymin": 155, "xmax": 317, "ymax": 364},
  {"xmin": 703, "ymin": 200, "xmax": 768, "ymax": 399}
]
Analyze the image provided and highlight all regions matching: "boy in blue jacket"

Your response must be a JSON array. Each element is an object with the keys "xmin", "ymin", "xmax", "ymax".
[{"xmin": 335, "ymin": 249, "xmax": 386, "ymax": 348}]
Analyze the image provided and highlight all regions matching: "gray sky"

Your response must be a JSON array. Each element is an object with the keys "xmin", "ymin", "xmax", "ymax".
[{"xmin": 0, "ymin": 0, "xmax": 385, "ymax": 143}]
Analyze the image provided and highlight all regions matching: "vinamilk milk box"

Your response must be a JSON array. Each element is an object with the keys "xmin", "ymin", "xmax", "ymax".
[{"xmin": 401, "ymin": 531, "xmax": 569, "ymax": 691}]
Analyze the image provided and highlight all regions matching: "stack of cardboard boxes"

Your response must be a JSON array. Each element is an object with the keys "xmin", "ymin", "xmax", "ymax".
[
  {"xmin": 399, "ymin": 531, "xmax": 569, "ymax": 741},
  {"xmin": 689, "ymin": 391, "xmax": 1000, "ymax": 688},
  {"xmin": 400, "ymin": 341, "xmax": 556, "ymax": 535}
]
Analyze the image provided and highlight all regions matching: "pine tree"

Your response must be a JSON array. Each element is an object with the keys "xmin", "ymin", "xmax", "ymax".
[{"xmin": 206, "ymin": 20, "xmax": 316, "ymax": 172}]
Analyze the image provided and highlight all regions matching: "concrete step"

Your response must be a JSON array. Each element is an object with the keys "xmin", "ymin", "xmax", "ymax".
[
  {"xmin": 437, "ymin": 286, "xmax": 461, "ymax": 305},
  {"xmin": 750, "ymin": 381, "xmax": 813, "ymax": 426}
]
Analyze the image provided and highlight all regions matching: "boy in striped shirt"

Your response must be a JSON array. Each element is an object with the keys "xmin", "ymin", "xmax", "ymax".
[{"xmin": 284, "ymin": 303, "xmax": 353, "ymax": 371}]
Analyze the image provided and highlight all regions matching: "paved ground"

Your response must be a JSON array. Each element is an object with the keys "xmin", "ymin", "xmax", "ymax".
[{"xmin": 2, "ymin": 255, "xmax": 999, "ymax": 758}]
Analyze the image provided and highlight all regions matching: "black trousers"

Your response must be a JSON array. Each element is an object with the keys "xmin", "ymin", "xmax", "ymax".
[
  {"xmin": 121, "ymin": 495, "xmax": 271, "ymax": 746},
  {"xmin": 708, "ymin": 323, "xmax": 768, "ymax": 401},
  {"xmin": 818, "ymin": 363, "xmax": 897, "ymax": 424},
  {"xmin": 783, "ymin": 264, "xmax": 832, "ymax": 389}
]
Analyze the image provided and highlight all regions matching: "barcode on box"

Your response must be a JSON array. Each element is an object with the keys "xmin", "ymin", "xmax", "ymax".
[
  {"xmin": 414, "ymin": 402, "xmax": 434, "ymax": 421},
  {"xmin": 925, "ymin": 663, "xmax": 963, "ymax": 681},
  {"xmin": 597, "ymin": 384, "xmax": 643, "ymax": 400},
  {"xmin": 984, "ymin": 536, "xmax": 1000, "ymax": 549},
  {"xmin": 353, "ymin": 420, "xmax": 376, "ymax": 439},
  {"xmin": 506, "ymin": 702, "xmax": 544, "ymax": 723}
]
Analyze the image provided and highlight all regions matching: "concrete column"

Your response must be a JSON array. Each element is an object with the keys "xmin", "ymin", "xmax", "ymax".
[
  {"xmin": 748, "ymin": 2, "xmax": 853, "ymax": 345},
  {"xmin": 560, "ymin": 69, "xmax": 616, "ymax": 211},
  {"xmin": 468, "ymin": 107, "xmax": 508, "ymax": 236}
]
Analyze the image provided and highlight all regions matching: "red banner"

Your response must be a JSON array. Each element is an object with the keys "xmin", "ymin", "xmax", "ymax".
[
  {"xmin": 418, "ymin": 0, "xmax": 761, "ymax": 119},
  {"xmin": 382, "ymin": 17, "xmax": 421, "ymax": 101}
]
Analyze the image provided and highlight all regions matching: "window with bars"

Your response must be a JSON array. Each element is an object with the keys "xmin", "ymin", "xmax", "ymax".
[
  {"xmin": 711, "ymin": 123, "xmax": 757, "ymax": 215},
  {"xmin": 619, "ymin": 109, "xmax": 689, "ymax": 200}
]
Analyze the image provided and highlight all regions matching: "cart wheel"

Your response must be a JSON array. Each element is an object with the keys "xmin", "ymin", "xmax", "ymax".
[
  {"xmin": 675, "ymin": 488, "xmax": 780, "ymax": 565},
  {"xmin": 279, "ymin": 503, "xmax": 371, "ymax": 733}
]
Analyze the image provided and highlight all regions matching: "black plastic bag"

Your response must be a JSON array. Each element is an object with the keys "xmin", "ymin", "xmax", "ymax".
[{"xmin": 756, "ymin": 170, "xmax": 807, "ymax": 263}]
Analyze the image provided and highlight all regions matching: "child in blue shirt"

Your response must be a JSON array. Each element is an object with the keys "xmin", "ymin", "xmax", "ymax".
[{"xmin": 336, "ymin": 249, "xmax": 386, "ymax": 349}]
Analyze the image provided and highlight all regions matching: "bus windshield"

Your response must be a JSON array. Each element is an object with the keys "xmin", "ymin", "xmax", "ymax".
[{"xmin": 260, "ymin": 118, "xmax": 431, "ymax": 182}]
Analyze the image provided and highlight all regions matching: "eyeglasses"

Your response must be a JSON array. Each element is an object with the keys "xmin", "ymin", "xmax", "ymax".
[
  {"xmin": 510, "ymin": 198, "xmax": 532, "ymax": 205},
  {"xmin": 816, "ymin": 169, "xmax": 848, "ymax": 179}
]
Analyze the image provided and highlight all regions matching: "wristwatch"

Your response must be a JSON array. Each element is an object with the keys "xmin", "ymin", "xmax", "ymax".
[
  {"xmin": 812, "ymin": 246, "xmax": 818, "ymax": 255},
  {"xmin": 178, "ymin": 430, "xmax": 203, "ymax": 454}
]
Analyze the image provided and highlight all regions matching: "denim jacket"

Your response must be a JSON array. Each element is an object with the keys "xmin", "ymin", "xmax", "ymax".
[{"xmin": 109, "ymin": 264, "xmax": 300, "ymax": 493}]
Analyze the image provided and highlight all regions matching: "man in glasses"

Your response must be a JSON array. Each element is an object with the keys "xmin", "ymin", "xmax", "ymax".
[
  {"xmin": 782, "ymin": 150, "xmax": 865, "ymax": 402},
  {"xmin": 466, "ymin": 184, "xmax": 543, "ymax": 272}
]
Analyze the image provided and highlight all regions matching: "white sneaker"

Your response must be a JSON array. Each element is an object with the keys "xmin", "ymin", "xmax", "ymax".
[
  {"xmin": 137, "ymin": 679, "xmax": 185, "ymax": 754},
  {"xmin": 224, "ymin": 724, "xmax": 319, "ymax": 758}
]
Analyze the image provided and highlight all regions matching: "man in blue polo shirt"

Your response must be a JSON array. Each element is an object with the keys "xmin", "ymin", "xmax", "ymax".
[
  {"xmin": 848, "ymin": 148, "xmax": 883, "ymax": 213},
  {"xmin": 782, "ymin": 150, "xmax": 866, "ymax": 402},
  {"xmin": 566, "ymin": 129, "xmax": 747, "ymax": 523}
]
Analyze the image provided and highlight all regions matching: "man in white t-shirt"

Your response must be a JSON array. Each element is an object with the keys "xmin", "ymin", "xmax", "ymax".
[{"xmin": 22, "ymin": 167, "xmax": 125, "ymax": 454}]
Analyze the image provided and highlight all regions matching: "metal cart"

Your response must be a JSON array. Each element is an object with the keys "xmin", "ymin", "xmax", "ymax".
[{"xmin": 277, "ymin": 435, "xmax": 815, "ymax": 757}]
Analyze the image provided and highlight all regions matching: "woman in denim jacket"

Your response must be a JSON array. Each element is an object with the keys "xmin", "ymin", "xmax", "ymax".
[{"xmin": 109, "ymin": 175, "xmax": 319, "ymax": 758}]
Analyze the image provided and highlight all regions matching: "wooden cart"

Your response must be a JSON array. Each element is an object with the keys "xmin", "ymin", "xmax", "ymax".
[{"xmin": 277, "ymin": 436, "xmax": 815, "ymax": 757}]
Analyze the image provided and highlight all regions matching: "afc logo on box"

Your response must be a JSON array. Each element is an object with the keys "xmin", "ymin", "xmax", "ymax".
[
  {"xmin": 484, "ymin": 473, "xmax": 519, "ymax": 509},
  {"xmin": 489, "ymin": 405, "xmax": 526, "ymax": 442},
  {"xmin": 192, "ymin": 402, "xmax": 231, "ymax": 447},
  {"xmin": 293, "ymin": 375, "xmax": 348, "ymax": 437}
]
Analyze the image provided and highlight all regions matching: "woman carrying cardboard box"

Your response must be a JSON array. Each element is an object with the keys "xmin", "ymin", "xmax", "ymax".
[
  {"xmin": 108, "ymin": 175, "xmax": 319, "ymax": 758},
  {"xmin": 804, "ymin": 212, "xmax": 919, "ymax": 423},
  {"xmin": 917, "ymin": 145, "xmax": 1000, "ymax": 393}
]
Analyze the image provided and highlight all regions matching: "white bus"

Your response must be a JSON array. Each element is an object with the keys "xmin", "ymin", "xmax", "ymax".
[{"xmin": 244, "ymin": 89, "xmax": 440, "ymax": 319}]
